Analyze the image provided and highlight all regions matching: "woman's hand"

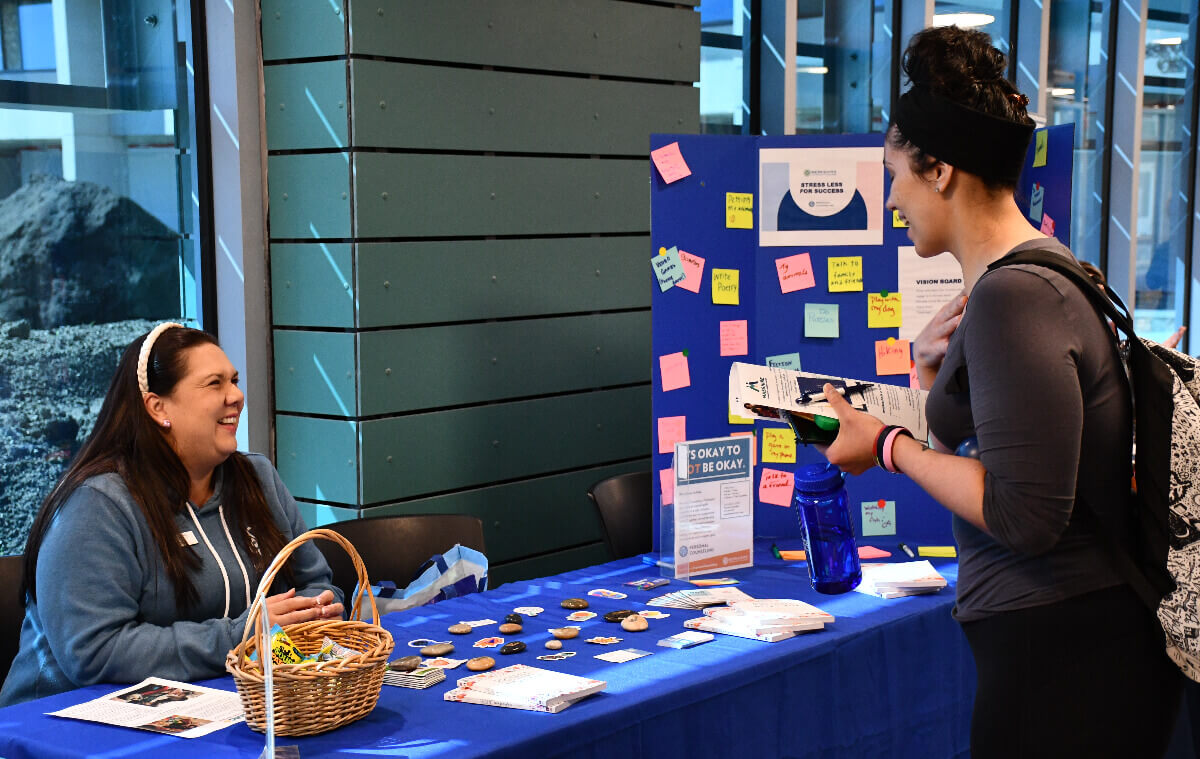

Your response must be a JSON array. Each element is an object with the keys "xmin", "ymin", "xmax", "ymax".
[
  {"xmin": 913, "ymin": 291, "xmax": 966, "ymax": 388},
  {"xmin": 265, "ymin": 588, "xmax": 344, "ymax": 626},
  {"xmin": 816, "ymin": 383, "xmax": 885, "ymax": 475}
]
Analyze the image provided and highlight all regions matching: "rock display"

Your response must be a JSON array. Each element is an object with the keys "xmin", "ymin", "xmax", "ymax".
[
  {"xmin": 466, "ymin": 656, "xmax": 495, "ymax": 672},
  {"xmin": 620, "ymin": 614, "xmax": 649, "ymax": 632}
]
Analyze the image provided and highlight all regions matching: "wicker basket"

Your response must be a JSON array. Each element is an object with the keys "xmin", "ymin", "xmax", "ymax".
[{"xmin": 225, "ymin": 528, "xmax": 394, "ymax": 736}]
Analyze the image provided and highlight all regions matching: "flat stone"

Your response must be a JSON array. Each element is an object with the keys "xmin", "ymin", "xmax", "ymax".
[
  {"xmin": 603, "ymin": 609, "xmax": 635, "ymax": 623},
  {"xmin": 419, "ymin": 642, "xmax": 454, "ymax": 657},
  {"xmin": 498, "ymin": 623, "xmax": 523, "ymax": 635},
  {"xmin": 550, "ymin": 627, "xmax": 579, "ymax": 640},
  {"xmin": 500, "ymin": 641, "xmax": 527, "ymax": 655},
  {"xmin": 447, "ymin": 623, "xmax": 473, "ymax": 635},
  {"xmin": 466, "ymin": 656, "xmax": 495, "ymax": 672},
  {"xmin": 544, "ymin": 639, "xmax": 563, "ymax": 650},
  {"xmin": 560, "ymin": 598, "xmax": 589, "ymax": 610},
  {"xmin": 387, "ymin": 655, "xmax": 422, "ymax": 672},
  {"xmin": 504, "ymin": 613, "xmax": 523, "ymax": 625},
  {"xmin": 620, "ymin": 614, "xmax": 649, "ymax": 632}
]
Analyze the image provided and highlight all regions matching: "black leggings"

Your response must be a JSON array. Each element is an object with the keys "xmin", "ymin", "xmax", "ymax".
[{"xmin": 961, "ymin": 585, "xmax": 1183, "ymax": 759}]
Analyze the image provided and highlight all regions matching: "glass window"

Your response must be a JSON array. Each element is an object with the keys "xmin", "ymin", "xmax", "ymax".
[
  {"xmin": 0, "ymin": 0, "xmax": 208, "ymax": 556},
  {"xmin": 795, "ymin": 0, "xmax": 891, "ymax": 134},
  {"xmin": 700, "ymin": 0, "xmax": 745, "ymax": 134}
]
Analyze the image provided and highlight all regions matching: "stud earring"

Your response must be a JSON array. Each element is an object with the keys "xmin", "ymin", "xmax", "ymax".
[
  {"xmin": 934, "ymin": 187, "xmax": 941, "ymax": 193},
  {"xmin": 162, "ymin": 420, "xmax": 171, "ymax": 428}
]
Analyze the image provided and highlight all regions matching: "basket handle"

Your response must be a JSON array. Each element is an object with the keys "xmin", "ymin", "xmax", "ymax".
[{"xmin": 237, "ymin": 528, "xmax": 381, "ymax": 655}]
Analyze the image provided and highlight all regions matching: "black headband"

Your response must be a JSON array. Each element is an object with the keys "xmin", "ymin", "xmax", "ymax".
[{"xmin": 893, "ymin": 85, "xmax": 1034, "ymax": 186}]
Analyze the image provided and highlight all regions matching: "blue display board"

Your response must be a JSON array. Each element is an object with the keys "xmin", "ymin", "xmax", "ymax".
[{"xmin": 650, "ymin": 125, "xmax": 1075, "ymax": 552}]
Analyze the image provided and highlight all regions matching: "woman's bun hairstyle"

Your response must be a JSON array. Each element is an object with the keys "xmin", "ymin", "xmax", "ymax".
[{"xmin": 903, "ymin": 26, "xmax": 1031, "ymax": 127}]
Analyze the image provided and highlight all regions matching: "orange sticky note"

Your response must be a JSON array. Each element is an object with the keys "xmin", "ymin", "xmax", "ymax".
[
  {"xmin": 719, "ymin": 320, "xmax": 749, "ymax": 357},
  {"xmin": 762, "ymin": 428, "xmax": 796, "ymax": 464},
  {"xmin": 775, "ymin": 252, "xmax": 816, "ymax": 294},
  {"xmin": 657, "ymin": 416, "xmax": 687, "ymax": 455},
  {"xmin": 731, "ymin": 431, "xmax": 757, "ymax": 465},
  {"xmin": 779, "ymin": 550, "xmax": 807, "ymax": 561},
  {"xmin": 651, "ymin": 141, "xmax": 691, "ymax": 184},
  {"xmin": 659, "ymin": 468, "xmax": 675, "ymax": 506},
  {"xmin": 659, "ymin": 352, "xmax": 691, "ymax": 391},
  {"xmin": 875, "ymin": 338, "xmax": 911, "ymax": 375},
  {"xmin": 678, "ymin": 250, "xmax": 705, "ymax": 293},
  {"xmin": 758, "ymin": 468, "xmax": 794, "ymax": 507}
]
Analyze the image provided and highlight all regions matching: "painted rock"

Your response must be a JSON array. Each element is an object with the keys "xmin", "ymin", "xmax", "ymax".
[
  {"xmin": 620, "ymin": 614, "xmax": 649, "ymax": 632},
  {"xmin": 387, "ymin": 655, "xmax": 421, "ymax": 672},
  {"xmin": 500, "ymin": 641, "xmax": 527, "ymax": 655},
  {"xmin": 498, "ymin": 623, "xmax": 523, "ymax": 635},
  {"xmin": 544, "ymin": 639, "xmax": 563, "ymax": 650},
  {"xmin": 603, "ymin": 609, "xmax": 635, "ymax": 623},
  {"xmin": 561, "ymin": 598, "xmax": 589, "ymax": 610},
  {"xmin": 420, "ymin": 642, "xmax": 454, "ymax": 657},
  {"xmin": 466, "ymin": 656, "xmax": 495, "ymax": 672},
  {"xmin": 447, "ymin": 623, "xmax": 473, "ymax": 635},
  {"xmin": 504, "ymin": 613, "xmax": 523, "ymax": 625},
  {"xmin": 550, "ymin": 627, "xmax": 580, "ymax": 640}
]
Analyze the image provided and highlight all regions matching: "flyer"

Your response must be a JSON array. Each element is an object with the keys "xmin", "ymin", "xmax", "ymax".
[
  {"xmin": 47, "ymin": 677, "xmax": 243, "ymax": 738},
  {"xmin": 896, "ymin": 245, "xmax": 963, "ymax": 342},
  {"xmin": 758, "ymin": 146, "xmax": 885, "ymax": 247},
  {"xmin": 671, "ymin": 435, "xmax": 754, "ymax": 579}
]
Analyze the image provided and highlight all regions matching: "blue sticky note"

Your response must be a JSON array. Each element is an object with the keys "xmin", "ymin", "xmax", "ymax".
[
  {"xmin": 1028, "ymin": 182, "xmax": 1044, "ymax": 223},
  {"xmin": 765, "ymin": 352, "xmax": 801, "ymax": 371},
  {"xmin": 805, "ymin": 303, "xmax": 839, "ymax": 338},
  {"xmin": 652, "ymin": 246, "xmax": 687, "ymax": 292},
  {"xmin": 861, "ymin": 500, "xmax": 896, "ymax": 537}
]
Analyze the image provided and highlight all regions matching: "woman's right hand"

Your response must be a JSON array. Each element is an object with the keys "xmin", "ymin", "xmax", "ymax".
[
  {"xmin": 265, "ymin": 588, "xmax": 344, "ymax": 626},
  {"xmin": 913, "ymin": 291, "xmax": 967, "ymax": 388}
]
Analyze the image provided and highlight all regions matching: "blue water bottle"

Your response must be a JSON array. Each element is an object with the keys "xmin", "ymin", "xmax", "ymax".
[{"xmin": 792, "ymin": 462, "xmax": 862, "ymax": 594}]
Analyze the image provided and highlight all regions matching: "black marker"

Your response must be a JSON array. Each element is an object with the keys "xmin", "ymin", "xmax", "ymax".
[{"xmin": 898, "ymin": 542, "xmax": 916, "ymax": 559}]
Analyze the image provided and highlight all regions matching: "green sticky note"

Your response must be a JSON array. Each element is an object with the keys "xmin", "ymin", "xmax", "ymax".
[
  {"xmin": 805, "ymin": 303, "xmax": 839, "ymax": 338},
  {"xmin": 1033, "ymin": 130, "xmax": 1048, "ymax": 168},
  {"xmin": 765, "ymin": 352, "xmax": 801, "ymax": 371},
  {"xmin": 862, "ymin": 500, "xmax": 896, "ymax": 537}
]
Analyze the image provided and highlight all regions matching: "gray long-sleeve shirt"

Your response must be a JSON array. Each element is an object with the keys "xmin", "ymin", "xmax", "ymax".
[{"xmin": 926, "ymin": 239, "xmax": 1128, "ymax": 622}]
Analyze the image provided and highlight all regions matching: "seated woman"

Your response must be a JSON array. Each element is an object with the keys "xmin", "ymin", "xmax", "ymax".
[{"xmin": 0, "ymin": 323, "xmax": 343, "ymax": 706}]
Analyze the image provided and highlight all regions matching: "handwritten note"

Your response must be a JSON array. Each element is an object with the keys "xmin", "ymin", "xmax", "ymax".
[
  {"xmin": 765, "ymin": 352, "xmax": 801, "ymax": 371},
  {"xmin": 867, "ymin": 292, "xmax": 902, "ymax": 328},
  {"xmin": 657, "ymin": 416, "xmax": 687, "ymax": 455},
  {"xmin": 805, "ymin": 303, "xmax": 839, "ymax": 338},
  {"xmin": 1033, "ymin": 129, "xmax": 1048, "ymax": 168},
  {"xmin": 659, "ymin": 351, "xmax": 691, "ymax": 391},
  {"xmin": 732, "ymin": 431, "xmax": 757, "ymax": 465},
  {"xmin": 827, "ymin": 256, "xmax": 863, "ymax": 292},
  {"xmin": 726, "ymin": 192, "xmax": 754, "ymax": 229},
  {"xmin": 909, "ymin": 359, "xmax": 920, "ymax": 389},
  {"xmin": 762, "ymin": 428, "xmax": 796, "ymax": 464},
  {"xmin": 1040, "ymin": 212, "xmax": 1055, "ymax": 237},
  {"xmin": 892, "ymin": 209, "xmax": 908, "ymax": 228},
  {"xmin": 712, "ymin": 268, "xmax": 740, "ymax": 305},
  {"xmin": 719, "ymin": 320, "xmax": 749, "ymax": 357},
  {"xmin": 875, "ymin": 338, "xmax": 911, "ymax": 375},
  {"xmin": 677, "ymin": 250, "xmax": 705, "ymax": 293},
  {"xmin": 862, "ymin": 499, "xmax": 896, "ymax": 537},
  {"xmin": 759, "ymin": 468, "xmax": 794, "ymax": 507},
  {"xmin": 651, "ymin": 246, "xmax": 686, "ymax": 292},
  {"xmin": 1029, "ymin": 182, "xmax": 1044, "ymax": 222},
  {"xmin": 659, "ymin": 468, "xmax": 675, "ymax": 506},
  {"xmin": 651, "ymin": 141, "xmax": 691, "ymax": 184},
  {"xmin": 775, "ymin": 252, "xmax": 815, "ymax": 294}
]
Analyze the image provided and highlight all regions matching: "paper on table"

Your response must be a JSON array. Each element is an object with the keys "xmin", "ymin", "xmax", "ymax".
[
  {"xmin": 719, "ymin": 320, "xmax": 749, "ymax": 356},
  {"xmin": 659, "ymin": 468, "xmax": 675, "ymax": 506},
  {"xmin": 827, "ymin": 256, "xmax": 863, "ymax": 292},
  {"xmin": 48, "ymin": 677, "xmax": 244, "ymax": 739},
  {"xmin": 726, "ymin": 192, "xmax": 754, "ymax": 229},
  {"xmin": 678, "ymin": 250, "xmax": 705, "ymax": 293},
  {"xmin": 861, "ymin": 499, "xmax": 896, "ymax": 536},
  {"xmin": 657, "ymin": 416, "xmax": 687, "ymax": 454},
  {"xmin": 758, "ymin": 468, "xmax": 794, "ymax": 506},
  {"xmin": 659, "ymin": 351, "xmax": 691, "ymax": 391},
  {"xmin": 896, "ymin": 245, "xmax": 963, "ymax": 342},
  {"xmin": 805, "ymin": 303, "xmax": 839, "ymax": 338},
  {"xmin": 875, "ymin": 338, "xmax": 911, "ymax": 375},
  {"xmin": 765, "ymin": 352, "xmax": 801, "ymax": 371},
  {"xmin": 712, "ymin": 268, "xmax": 740, "ymax": 305},
  {"xmin": 761, "ymin": 428, "xmax": 796, "ymax": 463},
  {"xmin": 651, "ymin": 142, "xmax": 691, "ymax": 184},
  {"xmin": 867, "ymin": 293, "xmax": 902, "ymax": 329},
  {"xmin": 775, "ymin": 252, "xmax": 816, "ymax": 293}
]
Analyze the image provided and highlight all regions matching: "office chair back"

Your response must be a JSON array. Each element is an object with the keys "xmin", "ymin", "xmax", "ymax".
[
  {"xmin": 0, "ymin": 555, "xmax": 25, "ymax": 684},
  {"xmin": 588, "ymin": 470, "xmax": 652, "ymax": 559},
  {"xmin": 313, "ymin": 514, "xmax": 487, "ymax": 607}
]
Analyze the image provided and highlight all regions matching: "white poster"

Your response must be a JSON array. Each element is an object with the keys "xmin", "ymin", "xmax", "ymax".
[
  {"xmin": 672, "ymin": 436, "xmax": 754, "ymax": 578},
  {"xmin": 896, "ymin": 246, "xmax": 964, "ymax": 342},
  {"xmin": 759, "ymin": 146, "xmax": 885, "ymax": 247}
]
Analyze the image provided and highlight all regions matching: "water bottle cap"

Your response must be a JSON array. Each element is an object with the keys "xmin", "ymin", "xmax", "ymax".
[{"xmin": 793, "ymin": 462, "xmax": 845, "ymax": 494}]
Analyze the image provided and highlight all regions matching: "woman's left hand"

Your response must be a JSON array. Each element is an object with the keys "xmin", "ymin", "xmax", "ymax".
[
  {"xmin": 816, "ymin": 382, "xmax": 885, "ymax": 475},
  {"xmin": 266, "ymin": 588, "xmax": 345, "ymax": 625}
]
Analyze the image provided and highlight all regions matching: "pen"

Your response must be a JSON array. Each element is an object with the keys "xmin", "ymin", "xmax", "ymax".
[{"xmin": 898, "ymin": 542, "xmax": 916, "ymax": 558}]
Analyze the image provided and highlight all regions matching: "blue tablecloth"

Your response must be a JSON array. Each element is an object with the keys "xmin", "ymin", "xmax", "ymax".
[{"xmin": 0, "ymin": 543, "xmax": 974, "ymax": 759}]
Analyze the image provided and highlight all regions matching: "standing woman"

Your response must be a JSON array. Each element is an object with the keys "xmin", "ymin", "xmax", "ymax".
[
  {"xmin": 820, "ymin": 26, "xmax": 1182, "ymax": 757},
  {"xmin": 1, "ymin": 323, "xmax": 343, "ymax": 706}
]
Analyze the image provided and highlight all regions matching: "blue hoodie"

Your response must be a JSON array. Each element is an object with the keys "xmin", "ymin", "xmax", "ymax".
[{"xmin": 0, "ymin": 453, "xmax": 340, "ymax": 706}]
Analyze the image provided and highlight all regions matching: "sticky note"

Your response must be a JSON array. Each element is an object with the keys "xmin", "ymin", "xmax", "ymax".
[
  {"xmin": 827, "ymin": 256, "xmax": 863, "ymax": 292},
  {"xmin": 805, "ymin": 303, "xmax": 840, "ymax": 338},
  {"xmin": 1028, "ymin": 182, "xmax": 1044, "ymax": 222},
  {"xmin": 732, "ymin": 431, "xmax": 757, "ymax": 465},
  {"xmin": 677, "ymin": 250, "xmax": 705, "ymax": 293},
  {"xmin": 657, "ymin": 416, "xmax": 686, "ymax": 454},
  {"xmin": 867, "ymin": 292, "xmax": 902, "ymax": 328},
  {"xmin": 659, "ymin": 352, "xmax": 691, "ymax": 391},
  {"xmin": 909, "ymin": 360, "xmax": 920, "ymax": 389},
  {"xmin": 651, "ymin": 141, "xmax": 691, "ymax": 184},
  {"xmin": 652, "ymin": 246, "xmax": 686, "ymax": 292},
  {"xmin": 918, "ymin": 546, "xmax": 957, "ymax": 558},
  {"xmin": 765, "ymin": 352, "xmax": 801, "ymax": 371},
  {"xmin": 775, "ymin": 252, "xmax": 816, "ymax": 294},
  {"xmin": 719, "ymin": 320, "xmax": 749, "ymax": 357},
  {"xmin": 726, "ymin": 192, "xmax": 754, "ymax": 229},
  {"xmin": 728, "ymin": 408, "xmax": 754, "ymax": 425},
  {"xmin": 1040, "ymin": 212, "xmax": 1055, "ymax": 237},
  {"xmin": 1033, "ymin": 130, "xmax": 1047, "ymax": 168},
  {"xmin": 762, "ymin": 428, "xmax": 796, "ymax": 464},
  {"xmin": 858, "ymin": 545, "xmax": 892, "ymax": 559},
  {"xmin": 659, "ymin": 468, "xmax": 674, "ymax": 506},
  {"xmin": 875, "ymin": 338, "xmax": 911, "ymax": 375},
  {"xmin": 711, "ymin": 268, "xmax": 740, "ymax": 305},
  {"xmin": 892, "ymin": 209, "xmax": 908, "ymax": 228},
  {"xmin": 861, "ymin": 500, "xmax": 896, "ymax": 537},
  {"xmin": 759, "ymin": 468, "xmax": 794, "ymax": 507},
  {"xmin": 779, "ymin": 550, "xmax": 807, "ymax": 561}
]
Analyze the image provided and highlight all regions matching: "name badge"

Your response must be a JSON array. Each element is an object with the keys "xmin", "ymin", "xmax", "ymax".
[{"xmin": 179, "ymin": 530, "xmax": 198, "ymax": 546}]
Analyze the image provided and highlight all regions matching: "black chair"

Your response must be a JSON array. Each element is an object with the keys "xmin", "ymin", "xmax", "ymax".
[
  {"xmin": 1, "ymin": 555, "xmax": 25, "ymax": 684},
  {"xmin": 587, "ymin": 471, "xmax": 652, "ymax": 560},
  {"xmin": 312, "ymin": 514, "xmax": 486, "ymax": 609}
]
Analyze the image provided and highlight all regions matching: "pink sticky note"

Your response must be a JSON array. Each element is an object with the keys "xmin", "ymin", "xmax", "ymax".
[
  {"xmin": 908, "ymin": 360, "xmax": 920, "ymax": 389},
  {"xmin": 1040, "ymin": 212, "xmax": 1055, "ymax": 237},
  {"xmin": 759, "ymin": 468, "xmax": 794, "ymax": 507},
  {"xmin": 659, "ymin": 468, "xmax": 675, "ymax": 506},
  {"xmin": 858, "ymin": 545, "xmax": 892, "ymax": 559},
  {"xmin": 659, "ymin": 352, "xmax": 691, "ymax": 391},
  {"xmin": 651, "ymin": 142, "xmax": 692, "ymax": 184},
  {"xmin": 657, "ymin": 416, "xmax": 687, "ymax": 455},
  {"xmin": 678, "ymin": 250, "xmax": 705, "ymax": 293},
  {"xmin": 719, "ymin": 320, "xmax": 749, "ymax": 357},
  {"xmin": 775, "ymin": 252, "xmax": 816, "ymax": 294},
  {"xmin": 875, "ymin": 338, "xmax": 911, "ymax": 376}
]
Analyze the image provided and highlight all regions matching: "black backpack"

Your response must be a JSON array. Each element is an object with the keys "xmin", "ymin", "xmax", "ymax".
[{"xmin": 988, "ymin": 249, "xmax": 1200, "ymax": 681}]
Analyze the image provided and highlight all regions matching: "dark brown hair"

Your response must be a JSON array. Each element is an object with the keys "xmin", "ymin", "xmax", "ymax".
[{"xmin": 21, "ymin": 327, "xmax": 289, "ymax": 610}]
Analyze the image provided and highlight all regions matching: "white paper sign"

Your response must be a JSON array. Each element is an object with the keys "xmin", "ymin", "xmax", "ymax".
[
  {"xmin": 672, "ymin": 436, "xmax": 754, "ymax": 579},
  {"xmin": 896, "ymin": 245, "xmax": 964, "ymax": 342}
]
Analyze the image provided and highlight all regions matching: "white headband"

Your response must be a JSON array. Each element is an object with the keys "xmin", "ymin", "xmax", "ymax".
[{"xmin": 137, "ymin": 322, "xmax": 184, "ymax": 395}]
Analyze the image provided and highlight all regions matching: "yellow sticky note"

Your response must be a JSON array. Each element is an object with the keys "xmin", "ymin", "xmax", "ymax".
[
  {"xmin": 875, "ymin": 337, "xmax": 911, "ymax": 375},
  {"xmin": 918, "ymin": 545, "xmax": 957, "ymax": 558},
  {"xmin": 827, "ymin": 256, "xmax": 863, "ymax": 292},
  {"xmin": 892, "ymin": 209, "xmax": 908, "ymax": 228},
  {"xmin": 726, "ymin": 192, "xmax": 754, "ymax": 229},
  {"xmin": 761, "ymin": 428, "xmax": 796, "ymax": 464},
  {"xmin": 712, "ymin": 268, "xmax": 740, "ymax": 305},
  {"xmin": 1033, "ymin": 130, "xmax": 1047, "ymax": 168},
  {"xmin": 729, "ymin": 409, "xmax": 754, "ymax": 425},
  {"xmin": 867, "ymin": 292, "xmax": 902, "ymax": 328}
]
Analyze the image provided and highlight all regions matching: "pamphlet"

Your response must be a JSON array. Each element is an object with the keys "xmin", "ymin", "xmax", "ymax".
[
  {"xmin": 670, "ymin": 435, "xmax": 754, "ymax": 579},
  {"xmin": 853, "ymin": 561, "xmax": 948, "ymax": 598},
  {"xmin": 48, "ymin": 677, "xmax": 243, "ymax": 739},
  {"xmin": 443, "ymin": 664, "xmax": 606, "ymax": 713}
]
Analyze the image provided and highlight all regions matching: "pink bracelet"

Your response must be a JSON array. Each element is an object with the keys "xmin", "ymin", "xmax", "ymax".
[{"xmin": 882, "ymin": 426, "xmax": 912, "ymax": 474}]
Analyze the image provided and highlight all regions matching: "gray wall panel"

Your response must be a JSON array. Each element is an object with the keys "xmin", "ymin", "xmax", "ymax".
[
  {"xmin": 271, "ymin": 243, "xmax": 356, "ymax": 328},
  {"xmin": 261, "ymin": 0, "xmax": 346, "ymax": 61},
  {"xmin": 267, "ymin": 153, "xmax": 352, "ymax": 239},
  {"xmin": 264, "ymin": 61, "xmax": 349, "ymax": 151},
  {"xmin": 276, "ymin": 415, "xmax": 359, "ymax": 505},
  {"xmin": 273, "ymin": 330, "xmax": 358, "ymax": 415}
]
